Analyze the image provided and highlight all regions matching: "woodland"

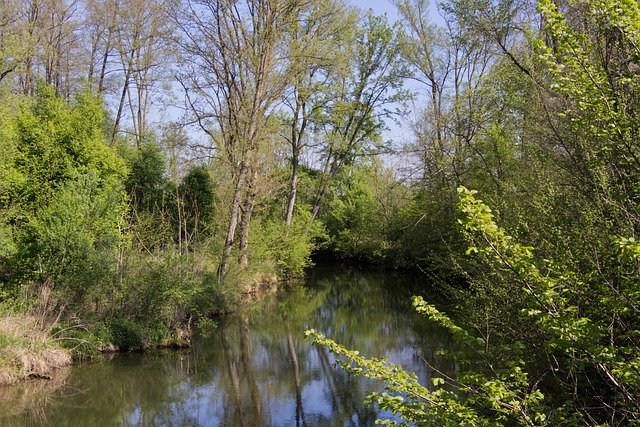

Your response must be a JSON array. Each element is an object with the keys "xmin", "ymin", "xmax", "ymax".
[{"xmin": 0, "ymin": 0, "xmax": 640, "ymax": 424}]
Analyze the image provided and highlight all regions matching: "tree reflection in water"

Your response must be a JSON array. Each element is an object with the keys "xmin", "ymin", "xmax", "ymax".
[{"xmin": 0, "ymin": 266, "xmax": 456, "ymax": 426}]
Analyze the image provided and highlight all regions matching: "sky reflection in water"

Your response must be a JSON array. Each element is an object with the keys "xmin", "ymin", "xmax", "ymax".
[{"xmin": 0, "ymin": 266, "xmax": 455, "ymax": 426}]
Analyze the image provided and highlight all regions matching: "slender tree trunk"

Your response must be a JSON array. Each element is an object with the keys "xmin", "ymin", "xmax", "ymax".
[
  {"xmin": 238, "ymin": 168, "xmax": 258, "ymax": 268},
  {"xmin": 311, "ymin": 157, "xmax": 337, "ymax": 221},
  {"xmin": 54, "ymin": 33, "xmax": 63, "ymax": 95},
  {"xmin": 23, "ymin": 57, "xmax": 34, "ymax": 95},
  {"xmin": 98, "ymin": 32, "xmax": 112, "ymax": 93},
  {"xmin": 137, "ymin": 82, "xmax": 144, "ymax": 143},
  {"xmin": 23, "ymin": 1, "xmax": 39, "ymax": 96},
  {"xmin": 111, "ymin": 50, "xmax": 134, "ymax": 145},
  {"xmin": 175, "ymin": 186, "xmax": 184, "ymax": 253},
  {"xmin": 134, "ymin": 47, "xmax": 146, "ymax": 144},
  {"xmin": 219, "ymin": 161, "xmax": 248, "ymax": 278},
  {"xmin": 311, "ymin": 187, "xmax": 325, "ymax": 221},
  {"xmin": 87, "ymin": 35, "xmax": 100, "ymax": 87},
  {"xmin": 125, "ymin": 82, "xmax": 139, "ymax": 142},
  {"xmin": 285, "ymin": 98, "xmax": 307, "ymax": 229},
  {"xmin": 98, "ymin": 2, "xmax": 119, "ymax": 94},
  {"xmin": 284, "ymin": 153, "xmax": 299, "ymax": 228}
]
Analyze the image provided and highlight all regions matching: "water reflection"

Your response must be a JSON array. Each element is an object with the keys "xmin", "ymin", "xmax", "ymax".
[{"xmin": 0, "ymin": 266, "xmax": 455, "ymax": 426}]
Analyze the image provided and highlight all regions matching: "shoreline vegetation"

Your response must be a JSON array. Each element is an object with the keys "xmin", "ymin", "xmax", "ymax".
[
  {"xmin": 0, "ymin": 254, "xmax": 414, "ymax": 388},
  {"xmin": 0, "ymin": 254, "xmax": 415, "ymax": 389},
  {"xmin": 0, "ymin": 271, "xmax": 280, "ymax": 387}
]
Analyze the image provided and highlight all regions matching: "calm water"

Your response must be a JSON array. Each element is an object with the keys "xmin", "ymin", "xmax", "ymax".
[{"xmin": 0, "ymin": 266, "xmax": 455, "ymax": 426}]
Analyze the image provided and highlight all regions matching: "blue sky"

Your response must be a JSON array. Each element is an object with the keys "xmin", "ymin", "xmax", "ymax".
[{"xmin": 349, "ymin": 0, "xmax": 399, "ymax": 21}]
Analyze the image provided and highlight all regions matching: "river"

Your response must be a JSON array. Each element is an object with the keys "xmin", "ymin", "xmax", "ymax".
[{"xmin": 0, "ymin": 266, "xmax": 455, "ymax": 426}]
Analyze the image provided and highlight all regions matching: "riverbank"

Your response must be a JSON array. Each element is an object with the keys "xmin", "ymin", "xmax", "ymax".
[
  {"xmin": 0, "ymin": 266, "xmax": 451, "ymax": 425},
  {"xmin": 0, "ymin": 314, "xmax": 72, "ymax": 386},
  {"xmin": 0, "ymin": 269, "xmax": 282, "ymax": 387}
]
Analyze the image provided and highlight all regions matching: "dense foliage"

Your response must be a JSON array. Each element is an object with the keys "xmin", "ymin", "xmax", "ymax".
[{"xmin": 307, "ymin": 0, "xmax": 640, "ymax": 425}]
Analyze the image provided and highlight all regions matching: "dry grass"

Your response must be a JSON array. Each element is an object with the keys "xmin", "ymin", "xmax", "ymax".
[{"xmin": 0, "ymin": 314, "xmax": 72, "ymax": 386}]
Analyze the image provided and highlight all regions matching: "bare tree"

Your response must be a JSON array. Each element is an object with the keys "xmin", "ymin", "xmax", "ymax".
[
  {"xmin": 178, "ymin": 0, "xmax": 297, "ymax": 277},
  {"xmin": 111, "ymin": 0, "xmax": 177, "ymax": 145},
  {"xmin": 82, "ymin": 0, "xmax": 120, "ymax": 93},
  {"xmin": 41, "ymin": 0, "xmax": 79, "ymax": 97},
  {"xmin": 12, "ymin": 0, "xmax": 82, "ymax": 97}
]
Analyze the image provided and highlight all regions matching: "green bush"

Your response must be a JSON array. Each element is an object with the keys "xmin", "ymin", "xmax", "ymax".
[
  {"xmin": 123, "ymin": 142, "xmax": 168, "ymax": 215},
  {"xmin": 15, "ymin": 84, "xmax": 125, "ymax": 208},
  {"xmin": 16, "ymin": 170, "xmax": 126, "ymax": 304},
  {"xmin": 179, "ymin": 165, "xmax": 216, "ymax": 241},
  {"xmin": 107, "ymin": 318, "xmax": 143, "ymax": 352},
  {"xmin": 250, "ymin": 208, "xmax": 325, "ymax": 278},
  {"xmin": 309, "ymin": 187, "xmax": 640, "ymax": 425}
]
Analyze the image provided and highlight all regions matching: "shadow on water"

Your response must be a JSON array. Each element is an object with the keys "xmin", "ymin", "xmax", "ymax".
[{"xmin": 0, "ymin": 266, "xmax": 456, "ymax": 426}]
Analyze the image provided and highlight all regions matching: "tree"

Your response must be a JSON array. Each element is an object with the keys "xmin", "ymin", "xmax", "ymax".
[
  {"xmin": 310, "ymin": 12, "xmax": 409, "ymax": 221},
  {"xmin": 178, "ymin": 165, "xmax": 215, "ymax": 248},
  {"xmin": 83, "ymin": 0, "xmax": 120, "ymax": 93},
  {"xmin": 536, "ymin": 0, "xmax": 640, "ymax": 214},
  {"xmin": 280, "ymin": 0, "xmax": 356, "ymax": 228},
  {"xmin": 385, "ymin": 0, "xmax": 535, "ymax": 275},
  {"xmin": 396, "ymin": 0, "xmax": 506, "ymax": 190},
  {"xmin": 308, "ymin": 186, "xmax": 640, "ymax": 425},
  {"xmin": 14, "ymin": 84, "xmax": 125, "ymax": 206},
  {"xmin": 323, "ymin": 162, "xmax": 398, "ymax": 261},
  {"xmin": 111, "ymin": 0, "xmax": 177, "ymax": 145},
  {"xmin": 308, "ymin": 0, "xmax": 640, "ymax": 424},
  {"xmin": 0, "ymin": 0, "xmax": 28, "ymax": 86},
  {"xmin": 124, "ymin": 142, "xmax": 168, "ymax": 215},
  {"xmin": 178, "ymin": 0, "xmax": 298, "ymax": 277},
  {"xmin": 4, "ymin": 85, "xmax": 127, "ymax": 304},
  {"xmin": 12, "ymin": 0, "xmax": 82, "ymax": 97}
]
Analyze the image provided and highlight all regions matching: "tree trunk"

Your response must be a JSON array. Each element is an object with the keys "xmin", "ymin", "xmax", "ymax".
[
  {"xmin": 311, "ymin": 186, "xmax": 326, "ymax": 221},
  {"xmin": 311, "ymin": 156, "xmax": 337, "ymax": 221},
  {"xmin": 98, "ymin": 2, "xmax": 119, "ymax": 94},
  {"xmin": 111, "ymin": 50, "xmax": 134, "ymax": 145},
  {"xmin": 219, "ymin": 161, "xmax": 248, "ymax": 278},
  {"xmin": 238, "ymin": 168, "xmax": 258, "ymax": 268},
  {"xmin": 284, "ymin": 153, "xmax": 299, "ymax": 228},
  {"xmin": 285, "ymin": 96, "xmax": 308, "ymax": 229},
  {"xmin": 98, "ymin": 30, "xmax": 112, "ymax": 93}
]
